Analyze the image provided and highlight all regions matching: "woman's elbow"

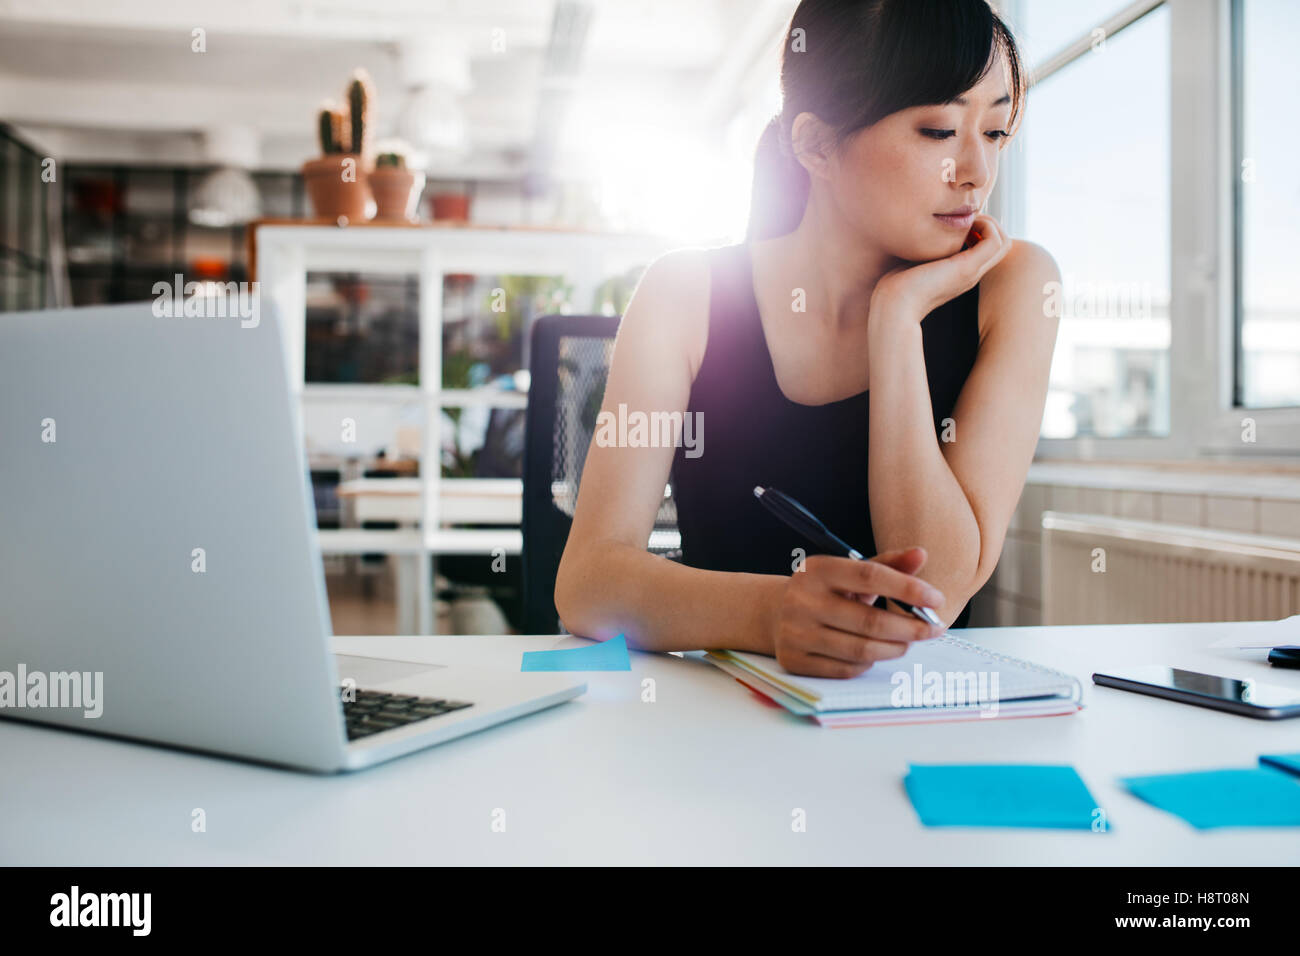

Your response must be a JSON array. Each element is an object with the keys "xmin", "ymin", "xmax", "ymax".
[
  {"xmin": 553, "ymin": 547, "xmax": 590, "ymax": 633},
  {"xmin": 555, "ymin": 543, "xmax": 630, "ymax": 640}
]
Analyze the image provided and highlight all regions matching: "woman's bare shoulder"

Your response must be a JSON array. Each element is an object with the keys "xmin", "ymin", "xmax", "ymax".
[
  {"xmin": 976, "ymin": 239, "xmax": 1061, "ymax": 343},
  {"xmin": 624, "ymin": 246, "xmax": 716, "ymax": 378}
]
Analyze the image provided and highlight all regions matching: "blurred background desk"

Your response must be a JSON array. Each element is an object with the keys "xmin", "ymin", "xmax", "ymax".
[{"xmin": 324, "ymin": 479, "xmax": 523, "ymax": 634}]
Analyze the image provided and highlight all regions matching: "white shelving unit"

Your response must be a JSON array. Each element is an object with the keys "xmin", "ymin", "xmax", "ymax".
[{"xmin": 255, "ymin": 223, "xmax": 677, "ymax": 633}]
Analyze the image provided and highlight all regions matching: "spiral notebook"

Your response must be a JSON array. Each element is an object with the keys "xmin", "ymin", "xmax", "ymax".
[{"xmin": 706, "ymin": 636, "xmax": 1082, "ymax": 726}]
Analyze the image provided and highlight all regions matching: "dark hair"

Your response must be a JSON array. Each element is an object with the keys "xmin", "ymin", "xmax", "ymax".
[{"xmin": 747, "ymin": 0, "xmax": 1025, "ymax": 240}]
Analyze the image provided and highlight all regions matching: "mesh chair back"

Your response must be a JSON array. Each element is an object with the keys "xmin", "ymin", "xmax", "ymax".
[{"xmin": 522, "ymin": 314, "xmax": 679, "ymax": 634}]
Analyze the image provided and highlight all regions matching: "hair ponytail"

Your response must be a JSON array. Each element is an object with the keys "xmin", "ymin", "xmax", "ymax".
[{"xmin": 746, "ymin": 114, "xmax": 811, "ymax": 241}]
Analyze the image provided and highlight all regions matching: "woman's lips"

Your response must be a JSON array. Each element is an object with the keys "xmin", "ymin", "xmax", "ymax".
[{"xmin": 933, "ymin": 211, "xmax": 975, "ymax": 229}]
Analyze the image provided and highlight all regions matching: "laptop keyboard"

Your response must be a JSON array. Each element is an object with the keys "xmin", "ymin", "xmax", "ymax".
[{"xmin": 342, "ymin": 689, "xmax": 473, "ymax": 741}]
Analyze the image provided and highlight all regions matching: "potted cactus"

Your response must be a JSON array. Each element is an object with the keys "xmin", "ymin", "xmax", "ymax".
[
  {"xmin": 300, "ymin": 69, "xmax": 377, "ymax": 223},
  {"xmin": 369, "ymin": 140, "xmax": 426, "ymax": 222}
]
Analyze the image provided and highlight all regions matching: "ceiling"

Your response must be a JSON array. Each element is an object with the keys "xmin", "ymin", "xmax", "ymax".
[{"xmin": 0, "ymin": 0, "xmax": 795, "ymax": 182}]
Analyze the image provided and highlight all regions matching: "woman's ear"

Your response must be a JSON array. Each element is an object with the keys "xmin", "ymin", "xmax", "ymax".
[{"xmin": 789, "ymin": 111, "xmax": 836, "ymax": 180}]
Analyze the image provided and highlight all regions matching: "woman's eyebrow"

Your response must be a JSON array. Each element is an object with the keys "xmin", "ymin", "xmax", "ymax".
[{"xmin": 945, "ymin": 92, "xmax": 1012, "ymax": 108}]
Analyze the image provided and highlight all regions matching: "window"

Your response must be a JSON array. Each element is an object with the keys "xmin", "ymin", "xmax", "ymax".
[
  {"xmin": 0, "ymin": 125, "xmax": 49, "ymax": 312},
  {"xmin": 1018, "ymin": 2, "xmax": 1171, "ymax": 439},
  {"xmin": 1016, "ymin": 0, "xmax": 1137, "ymax": 64},
  {"xmin": 1234, "ymin": 0, "xmax": 1300, "ymax": 409}
]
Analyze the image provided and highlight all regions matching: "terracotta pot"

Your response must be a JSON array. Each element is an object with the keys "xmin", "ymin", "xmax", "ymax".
[
  {"xmin": 430, "ymin": 192, "xmax": 470, "ymax": 222},
  {"xmin": 301, "ymin": 154, "xmax": 372, "ymax": 224},
  {"xmin": 369, "ymin": 166, "xmax": 426, "ymax": 222}
]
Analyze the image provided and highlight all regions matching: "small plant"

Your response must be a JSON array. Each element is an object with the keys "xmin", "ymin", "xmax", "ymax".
[
  {"xmin": 303, "ymin": 84, "xmax": 370, "ymax": 222},
  {"xmin": 316, "ymin": 102, "xmax": 346, "ymax": 155},
  {"xmin": 329, "ymin": 109, "xmax": 346, "ymax": 153},
  {"xmin": 374, "ymin": 138, "xmax": 420, "ymax": 171},
  {"xmin": 313, "ymin": 72, "xmax": 378, "ymax": 159},
  {"xmin": 346, "ymin": 69, "xmax": 375, "ymax": 158},
  {"xmin": 370, "ymin": 138, "xmax": 424, "ymax": 221}
]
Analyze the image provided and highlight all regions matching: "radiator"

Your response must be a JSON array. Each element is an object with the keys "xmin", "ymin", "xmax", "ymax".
[{"xmin": 1041, "ymin": 511, "xmax": 1300, "ymax": 625}]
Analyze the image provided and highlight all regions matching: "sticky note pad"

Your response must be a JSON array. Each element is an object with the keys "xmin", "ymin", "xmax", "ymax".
[
  {"xmin": 904, "ymin": 764, "xmax": 1100, "ymax": 829},
  {"xmin": 1260, "ymin": 753, "xmax": 1300, "ymax": 779},
  {"xmin": 521, "ymin": 633, "xmax": 631, "ymax": 672},
  {"xmin": 1120, "ymin": 768, "xmax": 1300, "ymax": 829}
]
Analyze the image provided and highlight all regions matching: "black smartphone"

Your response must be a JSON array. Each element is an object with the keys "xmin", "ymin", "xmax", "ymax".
[{"xmin": 1092, "ymin": 666, "xmax": 1300, "ymax": 719}]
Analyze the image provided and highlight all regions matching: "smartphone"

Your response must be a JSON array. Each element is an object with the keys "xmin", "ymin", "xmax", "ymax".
[{"xmin": 1092, "ymin": 666, "xmax": 1300, "ymax": 719}]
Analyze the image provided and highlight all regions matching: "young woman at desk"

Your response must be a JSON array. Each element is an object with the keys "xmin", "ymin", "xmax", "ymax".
[{"xmin": 555, "ymin": 0, "xmax": 1060, "ymax": 678}]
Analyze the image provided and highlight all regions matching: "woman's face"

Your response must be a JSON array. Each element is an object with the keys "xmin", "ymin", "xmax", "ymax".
[{"xmin": 815, "ymin": 54, "xmax": 1014, "ymax": 264}]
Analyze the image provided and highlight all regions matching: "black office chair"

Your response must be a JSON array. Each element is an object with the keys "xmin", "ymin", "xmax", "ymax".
[{"xmin": 522, "ymin": 314, "xmax": 680, "ymax": 634}]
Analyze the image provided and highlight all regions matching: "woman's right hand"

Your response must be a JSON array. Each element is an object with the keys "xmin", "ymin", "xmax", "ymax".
[{"xmin": 769, "ymin": 547, "xmax": 947, "ymax": 678}]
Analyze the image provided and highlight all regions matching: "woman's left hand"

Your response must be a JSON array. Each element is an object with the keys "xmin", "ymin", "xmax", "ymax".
[{"xmin": 870, "ymin": 213, "xmax": 1013, "ymax": 323}]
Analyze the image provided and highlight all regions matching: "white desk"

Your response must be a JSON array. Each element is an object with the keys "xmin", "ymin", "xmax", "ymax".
[{"xmin": 3, "ymin": 621, "xmax": 1299, "ymax": 865}]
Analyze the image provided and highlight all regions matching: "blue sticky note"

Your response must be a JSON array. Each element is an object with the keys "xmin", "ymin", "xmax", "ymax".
[
  {"xmin": 1260, "ymin": 753, "xmax": 1300, "ymax": 778},
  {"xmin": 1120, "ymin": 768, "xmax": 1300, "ymax": 829},
  {"xmin": 904, "ymin": 764, "xmax": 1100, "ymax": 829},
  {"xmin": 521, "ymin": 634, "xmax": 631, "ymax": 671}
]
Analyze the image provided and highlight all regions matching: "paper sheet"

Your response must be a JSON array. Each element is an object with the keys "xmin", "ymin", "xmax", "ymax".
[
  {"xmin": 904, "ymin": 764, "xmax": 1101, "ymax": 829},
  {"xmin": 1208, "ymin": 613, "xmax": 1300, "ymax": 649},
  {"xmin": 1120, "ymin": 767, "xmax": 1300, "ymax": 829}
]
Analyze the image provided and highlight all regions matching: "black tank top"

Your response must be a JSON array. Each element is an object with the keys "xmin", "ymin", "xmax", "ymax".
[{"xmin": 669, "ymin": 241, "xmax": 980, "ymax": 630}]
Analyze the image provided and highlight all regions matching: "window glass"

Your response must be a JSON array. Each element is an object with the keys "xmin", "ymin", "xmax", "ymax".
[{"xmin": 1021, "ymin": 4, "xmax": 1171, "ymax": 438}]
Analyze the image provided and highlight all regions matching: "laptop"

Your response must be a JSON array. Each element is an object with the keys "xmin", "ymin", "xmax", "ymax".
[{"xmin": 0, "ymin": 302, "xmax": 585, "ymax": 772}]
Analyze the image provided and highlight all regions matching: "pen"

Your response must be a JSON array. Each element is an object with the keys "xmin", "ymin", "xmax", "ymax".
[
  {"xmin": 753, "ymin": 485, "xmax": 944, "ymax": 628},
  {"xmin": 1267, "ymin": 646, "xmax": 1300, "ymax": 670}
]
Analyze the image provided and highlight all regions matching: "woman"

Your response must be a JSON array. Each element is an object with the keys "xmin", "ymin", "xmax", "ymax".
[{"xmin": 554, "ymin": 0, "xmax": 1060, "ymax": 678}]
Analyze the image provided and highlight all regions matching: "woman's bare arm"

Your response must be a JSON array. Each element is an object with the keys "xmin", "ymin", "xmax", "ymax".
[{"xmin": 554, "ymin": 249, "xmax": 785, "ymax": 653}]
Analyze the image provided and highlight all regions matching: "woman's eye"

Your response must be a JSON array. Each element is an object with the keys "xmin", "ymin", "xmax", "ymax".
[{"xmin": 921, "ymin": 128, "xmax": 1009, "ymax": 141}]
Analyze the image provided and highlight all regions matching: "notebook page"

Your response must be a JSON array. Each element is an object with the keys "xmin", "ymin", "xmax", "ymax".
[{"xmin": 724, "ymin": 637, "xmax": 1078, "ymax": 712}]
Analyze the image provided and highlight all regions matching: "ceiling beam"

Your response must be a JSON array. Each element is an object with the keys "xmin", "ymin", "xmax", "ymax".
[
  {"xmin": 0, "ymin": 0, "xmax": 553, "ymax": 44},
  {"xmin": 524, "ymin": 0, "xmax": 593, "ymax": 197},
  {"xmin": 691, "ymin": 0, "xmax": 794, "ymax": 125}
]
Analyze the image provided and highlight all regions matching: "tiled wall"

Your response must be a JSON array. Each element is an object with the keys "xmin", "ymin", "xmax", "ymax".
[{"xmin": 965, "ymin": 479, "xmax": 1300, "ymax": 628}]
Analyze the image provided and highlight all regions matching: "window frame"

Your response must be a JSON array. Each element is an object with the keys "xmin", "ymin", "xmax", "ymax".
[
  {"xmin": 1228, "ymin": 0, "xmax": 1299, "ymax": 420},
  {"xmin": 994, "ymin": 0, "xmax": 1300, "ymax": 459}
]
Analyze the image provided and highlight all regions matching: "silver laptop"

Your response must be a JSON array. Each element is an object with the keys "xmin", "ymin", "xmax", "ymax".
[{"xmin": 0, "ymin": 302, "xmax": 584, "ymax": 772}]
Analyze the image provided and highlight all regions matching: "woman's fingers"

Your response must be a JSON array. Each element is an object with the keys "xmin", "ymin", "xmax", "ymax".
[
  {"xmin": 809, "ymin": 624, "xmax": 910, "ymax": 664},
  {"xmin": 774, "ymin": 549, "xmax": 949, "ymax": 679},
  {"xmin": 779, "ymin": 630, "xmax": 910, "ymax": 678},
  {"xmin": 966, "ymin": 214, "xmax": 1012, "ymax": 272},
  {"xmin": 842, "ymin": 547, "xmax": 925, "ymax": 606},
  {"xmin": 804, "ymin": 553, "xmax": 944, "ymax": 611},
  {"xmin": 814, "ymin": 589, "xmax": 938, "ymax": 645}
]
